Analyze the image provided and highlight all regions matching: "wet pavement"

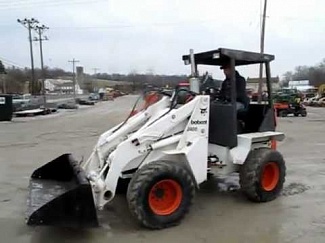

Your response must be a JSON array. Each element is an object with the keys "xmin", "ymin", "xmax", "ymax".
[{"xmin": 0, "ymin": 96, "xmax": 324, "ymax": 243}]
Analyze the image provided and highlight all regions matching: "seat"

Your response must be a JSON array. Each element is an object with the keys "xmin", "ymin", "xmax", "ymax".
[
  {"xmin": 236, "ymin": 97, "xmax": 250, "ymax": 134},
  {"xmin": 208, "ymin": 101, "xmax": 237, "ymax": 148}
]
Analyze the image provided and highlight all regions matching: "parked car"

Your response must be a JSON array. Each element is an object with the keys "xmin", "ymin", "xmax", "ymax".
[
  {"xmin": 303, "ymin": 96, "xmax": 316, "ymax": 105},
  {"xmin": 76, "ymin": 98, "xmax": 95, "ymax": 106},
  {"xmin": 113, "ymin": 90, "xmax": 123, "ymax": 98},
  {"xmin": 306, "ymin": 96, "xmax": 319, "ymax": 106},
  {"xmin": 89, "ymin": 93, "xmax": 100, "ymax": 101},
  {"xmin": 317, "ymin": 97, "xmax": 325, "ymax": 107}
]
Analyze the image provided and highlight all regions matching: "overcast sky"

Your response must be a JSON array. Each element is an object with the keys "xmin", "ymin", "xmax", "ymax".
[{"xmin": 0, "ymin": 0, "xmax": 325, "ymax": 80}]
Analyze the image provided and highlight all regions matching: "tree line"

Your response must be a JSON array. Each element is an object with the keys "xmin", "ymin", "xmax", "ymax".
[
  {"xmin": 282, "ymin": 58, "xmax": 325, "ymax": 87},
  {"xmin": 4, "ymin": 58, "xmax": 324, "ymax": 94},
  {"xmin": 0, "ymin": 66, "xmax": 73, "ymax": 94},
  {"xmin": 92, "ymin": 72, "xmax": 188, "ymax": 90},
  {"xmin": 0, "ymin": 65, "xmax": 188, "ymax": 94}
]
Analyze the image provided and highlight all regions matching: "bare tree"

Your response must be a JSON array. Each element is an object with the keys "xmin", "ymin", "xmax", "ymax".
[{"xmin": 283, "ymin": 59, "xmax": 325, "ymax": 87}]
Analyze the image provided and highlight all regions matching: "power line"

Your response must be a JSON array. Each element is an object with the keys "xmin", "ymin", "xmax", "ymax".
[
  {"xmin": 0, "ymin": 0, "xmax": 104, "ymax": 6},
  {"xmin": 2, "ymin": 15, "xmax": 316, "ymax": 31},
  {"xmin": 0, "ymin": 56, "xmax": 24, "ymax": 68},
  {"xmin": 0, "ymin": 0, "xmax": 107, "ymax": 10},
  {"xmin": 0, "ymin": 0, "xmax": 104, "ymax": 4},
  {"xmin": 1, "ymin": 15, "xmax": 317, "ymax": 29},
  {"xmin": 48, "ymin": 18, "xmax": 227, "ymax": 31}
]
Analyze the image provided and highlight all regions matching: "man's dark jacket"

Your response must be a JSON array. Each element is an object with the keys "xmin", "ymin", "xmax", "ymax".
[{"xmin": 220, "ymin": 71, "xmax": 248, "ymax": 106}]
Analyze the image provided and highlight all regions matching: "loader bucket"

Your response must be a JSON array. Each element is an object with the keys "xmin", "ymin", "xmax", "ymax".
[{"xmin": 26, "ymin": 154, "xmax": 99, "ymax": 228}]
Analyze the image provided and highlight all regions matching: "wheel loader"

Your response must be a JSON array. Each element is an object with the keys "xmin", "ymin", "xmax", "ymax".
[{"xmin": 26, "ymin": 48, "xmax": 286, "ymax": 229}]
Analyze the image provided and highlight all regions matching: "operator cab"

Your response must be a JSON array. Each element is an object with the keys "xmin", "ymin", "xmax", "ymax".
[{"xmin": 182, "ymin": 48, "xmax": 276, "ymax": 148}]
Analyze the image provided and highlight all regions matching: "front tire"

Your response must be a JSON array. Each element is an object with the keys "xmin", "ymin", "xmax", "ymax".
[
  {"xmin": 126, "ymin": 161, "xmax": 195, "ymax": 229},
  {"xmin": 239, "ymin": 148, "xmax": 286, "ymax": 202},
  {"xmin": 278, "ymin": 110, "xmax": 288, "ymax": 117},
  {"xmin": 301, "ymin": 110, "xmax": 307, "ymax": 117}
]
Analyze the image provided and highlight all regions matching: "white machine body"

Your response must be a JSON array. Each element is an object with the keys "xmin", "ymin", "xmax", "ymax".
[{"xmin": 81, "ymin": 95, "xmax": 284, "ymax": 209}]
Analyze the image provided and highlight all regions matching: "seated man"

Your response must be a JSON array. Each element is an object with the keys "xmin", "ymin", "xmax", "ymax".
[{"xmin": 219, "ymin": 63, "xmax": 249, "ymax": 110}]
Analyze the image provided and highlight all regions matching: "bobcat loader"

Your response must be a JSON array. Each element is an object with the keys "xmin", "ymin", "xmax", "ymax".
[{"xmin": 26, "ymin": 48, "xmax": 286, "ymax": 229}]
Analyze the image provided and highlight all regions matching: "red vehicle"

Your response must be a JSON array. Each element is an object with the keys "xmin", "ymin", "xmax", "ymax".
[{"xmin": 178, "ymin": 82, "xmax": 190, "ymax": 87}]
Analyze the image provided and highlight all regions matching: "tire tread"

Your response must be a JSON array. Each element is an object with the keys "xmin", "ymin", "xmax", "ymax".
[
  {"xmin": 239, "ymin": 148, "xmax": 286, "ymax": 202},
  {"xmin": 126, "ymin": 161, "xmax": 195, "ymax": 229}
]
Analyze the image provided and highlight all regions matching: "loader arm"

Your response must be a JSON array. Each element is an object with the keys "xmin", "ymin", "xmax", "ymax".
[
  {"xmin": 82, "ymin": 96, "xmax": 171, "ymax": 172},
  {"xmin": 88, "ymin": 95, "xmax": 210, "ymax": 209}
]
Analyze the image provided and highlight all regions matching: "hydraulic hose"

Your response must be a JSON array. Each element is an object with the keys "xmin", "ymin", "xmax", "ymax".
[{"xmin": 112, "ymin": 94, "xmax": 144, "ymax": 133}]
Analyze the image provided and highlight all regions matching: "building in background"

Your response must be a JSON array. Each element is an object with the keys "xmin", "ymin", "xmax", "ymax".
[
  {"xmin": 246, "ymin": 76, "xmax": 280, "ymax": 92},
  {"xmin": 81, "ymin": 76, "xmax": 133, "ymax": 94},
  {"xmin": 288, "ymin": 80, "xmax": 316, "ymax": 92},
  {"xmin": 44, "ymin": 78, "xmax": 83, "ymax": 94},
  {"xmin": 76, "ymin": 66, "xmax": 85, "ymax": 88}
]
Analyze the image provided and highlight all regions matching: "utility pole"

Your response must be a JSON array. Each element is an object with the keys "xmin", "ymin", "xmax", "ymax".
[
  {"xmin": 1, "ymin": 75, "xmax": 5, "ymax": 94},
  {"xmin": 33, "ymin": 24, "xmax": 49, "ymax": 106},
  {"xmin": 257, "ymin": 0, "xmax": 268, "ymax": 103},
  {"xmin": 0, "ymin": 60, "xmax": 6, "ymax": 94},
  {"xmin": 17, "ymin": 18, "xmax": 39, "ymax": 95},
  {"xmin": 68, "ymin": 58, "xmax": 80, "ymax": 99}
]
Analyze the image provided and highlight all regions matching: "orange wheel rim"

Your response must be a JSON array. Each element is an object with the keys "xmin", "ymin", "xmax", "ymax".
[
  {"xmin": 148, "ymin": 179, "xmax": 182, "ymax": 216},
  {"xmin": 261, "ymin": 162, "xmax": 280, "ymax": 191}
]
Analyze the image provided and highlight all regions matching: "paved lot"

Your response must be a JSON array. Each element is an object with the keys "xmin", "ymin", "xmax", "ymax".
[{"xmin": 0, "ymin": 96, "xmax": 324, "ymax": 243}]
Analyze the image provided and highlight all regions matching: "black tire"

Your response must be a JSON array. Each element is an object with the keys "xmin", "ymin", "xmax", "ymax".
[
  {"xmin": 301, "ymin": 110, "xmax": 307, "ymax": 117},
  {"xmin": 239, "ymin": 148, "xmax": 286, "ymax": 202},
  {"xmin": 278, "ymin": 110, "xmax": 287, "ymax": 117},
  {"xmin": 126, "ymin": 161, "xmax": 195, "ymax": 229},
  {"xmin": 294, "ymin": 113, "xmax": 299, "ymax": 117}
]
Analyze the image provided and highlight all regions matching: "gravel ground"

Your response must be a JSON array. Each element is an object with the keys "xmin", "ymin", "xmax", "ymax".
[{"xmin": 0, "ymin": 96, "xmax": 324, "ymax": 243}]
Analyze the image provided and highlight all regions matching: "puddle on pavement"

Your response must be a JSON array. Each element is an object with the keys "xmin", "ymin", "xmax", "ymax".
[
  {"xmin": 281, "ymin": 182, "xmax": 310, "ymax": 196},
  {"xmin": 199, "ymin": 175, "xmax": 240, "ymax": 193},
  {"xmin": 201, "ymin": 176, "xmax": 311, "ymax": 197}
]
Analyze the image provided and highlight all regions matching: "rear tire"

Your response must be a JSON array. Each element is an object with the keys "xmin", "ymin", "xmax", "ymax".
[
  {"xmin": 239, "ymin": 148, "xmax": 286, "ymax": 202},
  {"xmin": 278, "ymin": 110, "xmax": 287, "ymax": 117},
  {"xmin": 126, "ymin": 161, "xmax": 195, "ymax": 229},
  {"xmin": 301, "ymin": 110, "xmax": 307, "ymax": 117}
]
